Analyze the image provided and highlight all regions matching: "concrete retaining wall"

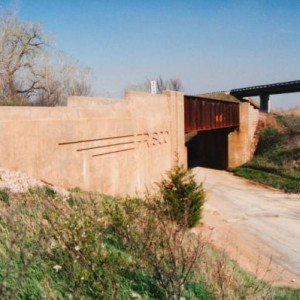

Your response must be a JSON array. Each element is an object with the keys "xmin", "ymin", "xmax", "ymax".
[
  {"xmin": 228, "ymin": 102, "xmax": 260, "ymax": 167},
  {"xmin": 0, "ymin": 91, "xmax": 185, "ymax": 196}
]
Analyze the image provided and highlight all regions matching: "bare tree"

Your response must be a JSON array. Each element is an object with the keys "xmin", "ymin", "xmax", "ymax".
[
  {"xmin": 152, "ymin": 76, "xmax": 184, "ymax": 93},
  {"xmin": 126, "ymin": 76, "xmax": 184, "ymax": 95},
  {"xmin": 156, "ymin": 76, "xmax": 169, "ymax": 92},
  {"xmin": 0, "ymin": 10, "xmax": 92, "ymax": 106},
  {"xmin": 169, "ymin": 78, "xmax": 183, "ymax": 92},
  {"xmin": 34, "ymin": 51, "xmax": 92, "ymax": 106},
  {"xmin": 0, "ymin": 11, "xmax": 45, "ymax": 104},
  {"xmin": 155, "ymin": 76, "xmax": 183, "ymax": 93}
]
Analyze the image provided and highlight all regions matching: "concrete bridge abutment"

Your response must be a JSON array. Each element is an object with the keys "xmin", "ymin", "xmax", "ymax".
[
  {"xmin": 0, "ymin": 91, "xmax": 186, "ymax": 196},
  {"xmin": 228, "ymin": 102, "xmax": 260, "ymax": 168},
  {"xmin": 0, "ymin": 91, "xmax": 259, "ymax": 195},
  {"xmin": 185, "ymin": 102, "xmax": 259, "ymax": 170}
]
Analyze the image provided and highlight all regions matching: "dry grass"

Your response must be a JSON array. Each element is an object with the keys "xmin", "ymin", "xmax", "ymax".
[{"xmin": 281, "ymin": 106, "xmax": 300, "ymax": 117}]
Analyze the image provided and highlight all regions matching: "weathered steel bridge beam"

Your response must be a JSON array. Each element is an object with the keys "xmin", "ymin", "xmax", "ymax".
[{"xmin": 230, "ymin": 79, "xmax": 300, "ymax": 113}]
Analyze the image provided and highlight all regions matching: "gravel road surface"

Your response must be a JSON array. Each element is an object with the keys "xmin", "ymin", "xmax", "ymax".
[{"xmin": 193, "ymin": 167, "xmax": 300, "ymax": 287}]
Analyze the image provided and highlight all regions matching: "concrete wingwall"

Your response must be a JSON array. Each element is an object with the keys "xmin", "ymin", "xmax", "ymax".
[
  {"xmin": 0, "ymin": 91, "xmax": 186, "ymax": 196},
  {"xmin": 228, "ymin": 102, "xmax": 260, "ymax": 168}
]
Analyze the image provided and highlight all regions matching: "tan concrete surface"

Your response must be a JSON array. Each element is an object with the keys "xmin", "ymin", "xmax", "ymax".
[
  {"xmin": 228, "ymin": 102, "xmax": 259, "ymax": 167},
  {"xmin": 194, "ymin": 167, "xmax": 300, "ymax": 287},
  {"xmin": 0, "ymin": 92, "xmax": 260, "ymax": 196},
  {"xmin": 0, "ymin": 91, "xmax": 185, "ymax": 196}
]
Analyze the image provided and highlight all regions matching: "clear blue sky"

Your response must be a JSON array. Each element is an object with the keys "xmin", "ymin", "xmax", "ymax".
[{"xmin": 2, "ymin": 0, "xmax": 300, "ymax": 108}]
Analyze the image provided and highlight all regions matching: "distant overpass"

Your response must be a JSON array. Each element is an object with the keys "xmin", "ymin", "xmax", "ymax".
[{"xmin": 230, "ymin": 80, "xmax": 300, "ymax": 112}]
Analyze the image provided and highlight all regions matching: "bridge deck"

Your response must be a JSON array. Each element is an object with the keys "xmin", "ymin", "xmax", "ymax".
[
  {"xmin": 230, "ymin": 79, "xmax": 300, "ymax": 97},
  {"xmin": 184, "ymin": 95, "xmax": 239, "ymax": 133}
]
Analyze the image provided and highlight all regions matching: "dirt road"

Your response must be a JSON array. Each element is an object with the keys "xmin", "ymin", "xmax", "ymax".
[{"xmin": 193, "ymin": 167, "xmax": 300, "ymax": 287}]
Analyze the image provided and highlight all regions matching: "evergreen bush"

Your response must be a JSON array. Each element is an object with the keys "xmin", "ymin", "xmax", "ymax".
[
  {"xmin": 158, "ymin": 164, "xmax": 206, "ymax": 228},
  {"xmin": 256, "ymin": 127, "xmax": 283, "ymax": 155}
]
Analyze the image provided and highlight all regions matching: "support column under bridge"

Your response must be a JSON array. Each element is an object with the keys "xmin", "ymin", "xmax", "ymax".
[{"xmin": 260, "ymin": 94, "xmax": 270, "ymax": 113}]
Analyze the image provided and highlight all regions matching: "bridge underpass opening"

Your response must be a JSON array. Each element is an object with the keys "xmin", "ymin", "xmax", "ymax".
[
  {"xmin": 186, "ymin": 128, "xmax": 235, "ymax": 170},
  {"xmin": 184, "ymin": 95, "xmax": 240, "ymax": 170}
]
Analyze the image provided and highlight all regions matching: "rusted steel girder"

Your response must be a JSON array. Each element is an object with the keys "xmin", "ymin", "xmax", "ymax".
[{"xmin": 184, "ymin": 95, "xmax": 240, "ymax": 133}]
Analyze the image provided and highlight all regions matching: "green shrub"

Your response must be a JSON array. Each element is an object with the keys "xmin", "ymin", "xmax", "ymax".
[
  {"xmin": 275, "ymin": 287, "xmax": 300, "ymax": 300},
  {"xmin": 233, "ymin": 168, "xmax": 300, "ymax": 193},
  {"xmin": 43, "ymin": 196, "xmax": 114, "ymax": 299},
  {"xmin": 28, "ymin": 185, "xmax": 57, "ymax": 199},
  {"xmin": 277, "ymin": 115, "xmax": 300, "ymax": 132},
  {"xmin": 184, "ymin": 281, "xmax": 214, "ymax": 299},
  {"xmin": 0, "ymin": 188, "xmax": 10, "ymax": 205},
  {"xmin": 158, "ymin": 164, "xmax": 206, "ymax": 228},
  {"xmin": 103, "ymin": 193, "xmax": 206, "ymax": 299},
  {"xmin": 43, "ymin": 186, "xmax": 57, "ymax": 198},
  {"xmin": 256, "ymin": 127, "xmax": 283, "ymax": 155},
  {"xmin": 235, "ymin": 118, "xmax": 300, "ymax": 193}
]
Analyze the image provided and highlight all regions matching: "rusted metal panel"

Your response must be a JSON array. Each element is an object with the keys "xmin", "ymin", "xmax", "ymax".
[{"xmin": 184, "ymin": 95, "xmax": 240, "ymax": 133}]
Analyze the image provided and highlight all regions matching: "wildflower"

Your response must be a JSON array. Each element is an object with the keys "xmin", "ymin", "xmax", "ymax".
[{"xmin": 53, "ymin": 265, "xmax": 62, "ymax": 272}]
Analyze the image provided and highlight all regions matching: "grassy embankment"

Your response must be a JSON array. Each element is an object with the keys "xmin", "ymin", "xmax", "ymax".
[
  {"xmin": 0, "ymin": 184, "xmax": 300, "ymax": 299},
  {"xmin": 234, "ymin": 114, "xmax": 300, "ymax": 193}
]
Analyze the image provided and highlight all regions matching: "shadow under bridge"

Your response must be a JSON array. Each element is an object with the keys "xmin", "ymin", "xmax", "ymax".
[{"xmin": 184, "ymin": 95, "xmax": 240, "ymax": 169}]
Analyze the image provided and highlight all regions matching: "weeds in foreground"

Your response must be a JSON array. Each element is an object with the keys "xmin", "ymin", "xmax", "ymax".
[
  {"xmin": 104, "ymin": 195, "xmax": 205, "ymax": 299},
  {"xmin": 0, "ymin": 170, "xmax": 299, "ymax": 298}
]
